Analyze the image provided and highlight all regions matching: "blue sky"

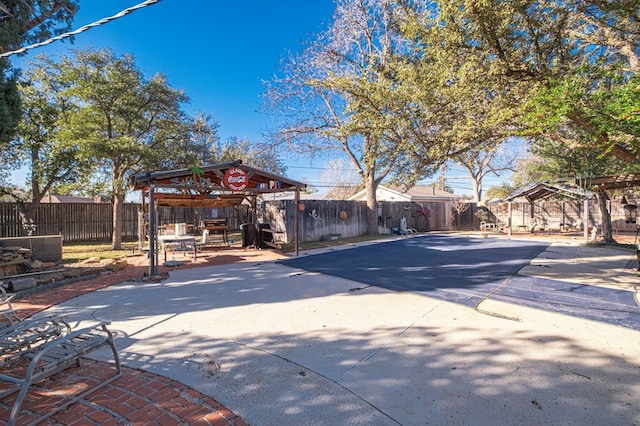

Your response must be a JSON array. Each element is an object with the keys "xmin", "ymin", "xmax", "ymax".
[
  {"xmin": 10, "ymin": 0, "xmax": 339, "ymax": 187},
  {"xmin": 9, "ymin": 0, "xmax": 512, "ymax": 195}
]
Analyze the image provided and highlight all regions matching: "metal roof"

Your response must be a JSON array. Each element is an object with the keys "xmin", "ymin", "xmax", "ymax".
[
  {"xmin": 131, "ymin": 160, "xmax": 307, "ymax": 206},
  {"xmin": 504, "ymin": 182, "xmax": 594, "ymax": 203}
]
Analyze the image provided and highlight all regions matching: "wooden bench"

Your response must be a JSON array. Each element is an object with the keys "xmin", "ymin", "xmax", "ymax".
[
  {"xmin": 259, "ymin": 227, "xmax": 283, "ymax": 249},
  {"xmin": 0, "ymin": 314, "xmax": 121, "ymax": 425},
  {"xmin": 202, "ymin": 219, "xmax": 229, "ymax": 246}
]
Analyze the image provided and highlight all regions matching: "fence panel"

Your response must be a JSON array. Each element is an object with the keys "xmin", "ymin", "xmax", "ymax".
[
  {"xmin": 0, "ymin": 198, "xmax": 634, "ymax": 243},
  {"xmin": 0, "ymin": 202, "xmax": 140, "ymax": 242}
]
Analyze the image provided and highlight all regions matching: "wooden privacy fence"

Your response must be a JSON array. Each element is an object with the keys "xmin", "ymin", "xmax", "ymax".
[
  {"xmin": 261, "ymin": 200, "xmax": 457, "ymax": 243},
  {"xmin": 487, "ymin": 199, "xmax": 637, "ymax": 233},
  {"xmin": 0, "ymin": 203, "xmax": 140, "ymax": 241},
  {"xmin": 0, "ymin": 202, "xmax": 250, "ymax": 242},
  {"xmin": 0, "ymin": 198, "xmax": 634, "ymax": 243}
]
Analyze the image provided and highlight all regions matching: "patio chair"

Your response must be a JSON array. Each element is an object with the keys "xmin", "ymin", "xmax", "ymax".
[{"xmin": 196, "ymin": 229, "xmax": 209, "ymax": 251}]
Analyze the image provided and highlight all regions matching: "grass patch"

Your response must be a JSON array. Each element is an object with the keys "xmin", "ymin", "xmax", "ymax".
[
  {"xmin": 587, "ymin": 241, "xmax": 637, "ymax": 251},
  {"xmin": 61, "ymin": 233, "xmax": 393, "ymax": 263},
  {"xmin": 62, "ymin": 240, "xmax": 138, "ymax": 263}
]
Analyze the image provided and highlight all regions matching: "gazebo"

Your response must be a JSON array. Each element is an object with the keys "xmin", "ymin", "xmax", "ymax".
[
  {"xmin": 502, "ymin": 182, "xmax": 595, "ymax": 239},
  {"xmin": 131, "ymin": 160, "xmax": 307, "ymax": 276}
]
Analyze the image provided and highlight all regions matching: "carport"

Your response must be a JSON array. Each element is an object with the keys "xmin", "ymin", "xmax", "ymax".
[
  {"xmin": 131, "ymin": 160, "xmax": 307, "ymax": 276},
  {"xmin": 503, "ymin": 182, "xmax": 594, "ymax": 239}
]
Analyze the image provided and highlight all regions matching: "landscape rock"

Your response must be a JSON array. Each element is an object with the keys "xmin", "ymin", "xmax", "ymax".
[
  {"xmin": 80, "ymin": 267, "xmax": 103, "ymax": 277},
  {"xmin": 106, "ymin": 259, "xmax": 128, "ymax": 272},
  {"xmin": 11, "ymin": 277, "xmax": 37, "ymax": 292},
  {"xmin": 28, "ymin": 260, "xmax": 44, "ymax": 271}
]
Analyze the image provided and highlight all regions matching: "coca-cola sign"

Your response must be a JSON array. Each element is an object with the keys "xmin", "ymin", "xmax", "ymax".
[{"xmin": 223, "ymin": 167, "xmax": 248, "ymax": 192}]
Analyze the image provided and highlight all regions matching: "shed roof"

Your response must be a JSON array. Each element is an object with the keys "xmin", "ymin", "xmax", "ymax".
[
  {"xmin": 504, "ymin": 182, "xmax": 594, "ymax": 203},
  {"xmin": 585, "ymin": 173, "xmax": 640, "ymax": 190},
  {"xmin": 131, "ymin": 160, "xmax": 306, "ymax": 207}
]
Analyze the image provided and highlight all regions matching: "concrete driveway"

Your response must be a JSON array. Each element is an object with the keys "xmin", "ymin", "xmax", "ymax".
[{"xmin": 48, "ymin": 234, "xmax": 640, "ymax": 425}]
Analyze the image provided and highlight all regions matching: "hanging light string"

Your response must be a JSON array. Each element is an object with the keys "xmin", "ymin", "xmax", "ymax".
[{"xmin": 0, "ymin": 0, "xmax": 162, "ymax": 58}]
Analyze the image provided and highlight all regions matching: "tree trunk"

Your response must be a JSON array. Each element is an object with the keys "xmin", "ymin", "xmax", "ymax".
[
  {"xmin": 112, "ymin": 192, "xmax": 125, "ymax": 250},
  {"xmin": 15, "ymin": 202, "xmax": 40, "ymax": 236},
  {"xmin": 595, "ymin": 190, "xmax": 615, "ymax": 243},
  {"xmin": 365, "ymin": 173, "xmax": 379, "ymax": 235},
  {"xmin": 471, "ymin": 177, "xmax": 482, "ymax": 202}
]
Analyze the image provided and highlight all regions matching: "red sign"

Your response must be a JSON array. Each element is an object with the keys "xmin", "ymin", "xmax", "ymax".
[{"xmin": 223, "ymin": 168, "xmax": 248, "ymax": 192}]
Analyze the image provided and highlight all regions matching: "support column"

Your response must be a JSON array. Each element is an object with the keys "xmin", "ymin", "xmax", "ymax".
[
  {"xmin": 583, "ymin": 198, "xmax": 589, "ymax": 240},
  {"xmin": 148, "ymin": 184, "xmax": 157, "ymax": 277},
  {"xmin": 294, "ymin": 188, "xmax": 300, "ymax": 257}
]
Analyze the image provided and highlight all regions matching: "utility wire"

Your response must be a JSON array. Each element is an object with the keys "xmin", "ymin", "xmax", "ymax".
[{"xmin": 0, "ymin": 0, "xmax": 161, "ymax": 58}]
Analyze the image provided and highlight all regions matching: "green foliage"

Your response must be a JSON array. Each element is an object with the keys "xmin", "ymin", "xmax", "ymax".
[
  {"xmin": 474, "ymin": 207, "xmax": 489, "ymax": 222},
  {"xmin": 485, "ymin": 183, "xmax": 516, "ymax": 200},
  {"xmin": 0, "ymin": 1, "xmax": 79, "ymax": 173},
  {"xmin": 0, "ymin": 63, "xmax": 21, "ymax": 177},
  {"xmin": 46, "ymin": 48, "xmax": 195, "ymax": 197},
  {"xmin": 15, "ymin": 57, "xmax": 88, "ymax": 199},
  {"xmin": 0, "ymin": 1, "xmax": 79, "ymax": 54}
]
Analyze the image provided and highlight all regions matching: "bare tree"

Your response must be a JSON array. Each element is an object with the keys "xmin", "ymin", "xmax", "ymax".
[
  {"xmin": 265, "ymin": 0, "xmax": 483, "ymax": 233},
  {"xmin": 450, "ymin": 199, "xmax": 470, "ymax": 230},
  {"xmin": 454, "ymin": 140, "xmax": 521, "ymax": 202},
  {"xmin": 322, "ymin": 159, "xmax": 360, "ymax": 200}
]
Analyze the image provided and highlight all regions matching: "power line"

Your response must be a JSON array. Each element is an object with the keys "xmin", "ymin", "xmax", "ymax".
[
  {"xmin": 286, "ymin": 164, "xmax": 358, "ymax": 171},
  {"xmin": 0, "ymin": 0, "xmax": 161, "ymax": 58}
]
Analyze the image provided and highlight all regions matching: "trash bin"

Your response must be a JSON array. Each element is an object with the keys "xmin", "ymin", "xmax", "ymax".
[{"xmin": 240, "ymin": 223, "xmax": 256, "ymax": 247}]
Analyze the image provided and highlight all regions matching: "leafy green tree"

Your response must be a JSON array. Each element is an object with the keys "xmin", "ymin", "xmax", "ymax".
[
  {"xmin": 217, "ymin": 136, "xmax": 286, "ymax": 175},
  {"xmin": 9, "ymin": 55, "xmax": 89, "ymax": 232},
  {"xmin": 50, "ymin": 48, "xmax": 203, "ymax": 249},
  {"xmin": 0, "ymin": 1, "xmax": 79, "ymax": 178},
  {"xmin": 437, "ymin": 0, "xmax": 639, "ymax": 242},
  {"xmin": 485, "ymin": 182, "xmax": 516, "ymax": 200}
]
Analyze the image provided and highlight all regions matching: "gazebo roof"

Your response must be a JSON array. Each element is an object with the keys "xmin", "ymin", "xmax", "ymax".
[
  {"xmin": 504, "ymin": 182, "xmax": 594, "ymax": 203},
  {"xmin": 131, "ymin": 160, "xmax": 306, "ymax": 207}
]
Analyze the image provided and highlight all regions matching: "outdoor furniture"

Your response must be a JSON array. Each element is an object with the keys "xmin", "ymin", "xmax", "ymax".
[
  {"xmin": 0, "ymin": 314, "xmax": 121, "ymax": 425},
  {"xmin": 560, "ymin": 219, "xmax": 582, "ymax": 233},
  {"xmin": 259, "ymin": 227, "xmax": 283, "ymax": 249},
  {"xmin": 0, "ymin": 287, "xmax": 21, "ymax": 326},
  {"xmin": 158, "ymin": 234, "xmax": 197, "ymax": 262},
  {"xmin": 480, "ymin": 221, "xmax": 496, "ymax": 231},
  {"xmin": 197, "ymin": 229, "xmax": 210, "ymax": 250},
  {"xmin": 201, "ymin": 219, "xmax": 229, "ymax": 246},
  {"xmin": 531, "ymin": 222, "xmax": 548, "ymax": 233}
]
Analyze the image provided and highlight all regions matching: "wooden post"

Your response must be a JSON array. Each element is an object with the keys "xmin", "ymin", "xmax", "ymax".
[
  {"xmin": 148, "ymin": 184, "xmax": 157, "ymax": 277},
  {"xmin": 507, "ymin": 201, "xmax": 512, "ymax": 236},
  {"xmin": 294, "ymin": 188, "xmax": 300, "ymax": 257},
  {"xmin": 583, "ymin": 198, "xmax": 589, "ymax": 240}
]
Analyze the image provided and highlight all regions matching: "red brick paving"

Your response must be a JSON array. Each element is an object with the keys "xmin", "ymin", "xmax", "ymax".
[{"xmin": 1, "ymin": 246, "xmax": 285, "ymax": 425}]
